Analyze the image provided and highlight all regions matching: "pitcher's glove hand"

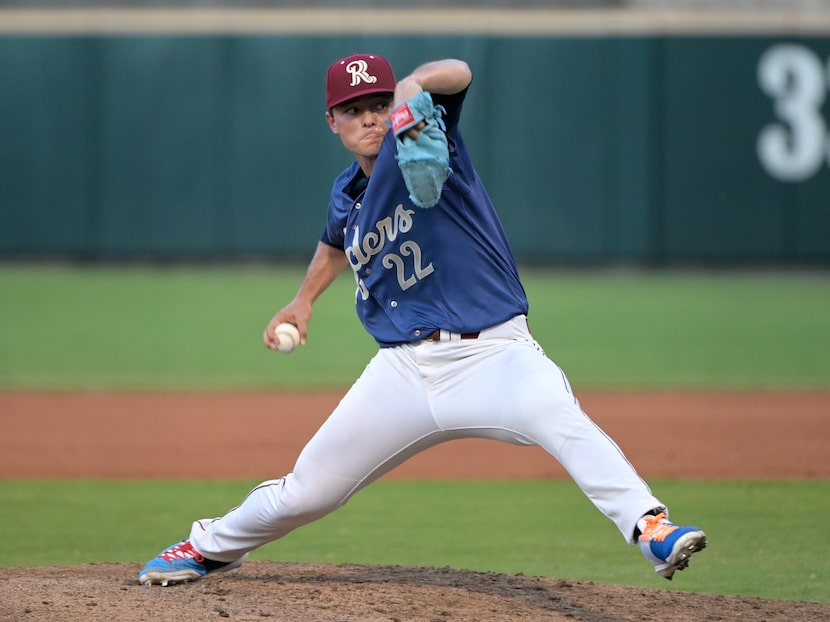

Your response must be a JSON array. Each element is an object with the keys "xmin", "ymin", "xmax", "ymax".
[{"xmin": 391, "ymin": 91, "xmax": 451, "ymax": 209}]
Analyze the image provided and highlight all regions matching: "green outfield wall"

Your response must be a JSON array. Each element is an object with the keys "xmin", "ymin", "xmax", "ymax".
[{"xmin": 2, "ymin": 16, "xmax": 829, "ymax": 264}]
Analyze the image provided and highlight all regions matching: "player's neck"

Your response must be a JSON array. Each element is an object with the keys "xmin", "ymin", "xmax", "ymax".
[{"xmin": 356, "ymin": 154, "xmax": 377, "ymax": 178}]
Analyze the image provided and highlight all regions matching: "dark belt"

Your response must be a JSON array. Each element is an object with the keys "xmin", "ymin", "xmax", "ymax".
[{"xmin": 426, "ymin": 330, "xmax": 480, "ymax": 341}]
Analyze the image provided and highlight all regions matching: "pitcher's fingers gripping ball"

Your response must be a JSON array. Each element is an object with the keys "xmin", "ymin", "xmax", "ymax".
[{"xmin": 274, "ymin": 322, "xmax": 301, "ymax": 353}]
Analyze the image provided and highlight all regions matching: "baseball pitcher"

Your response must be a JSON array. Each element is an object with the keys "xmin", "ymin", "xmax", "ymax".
[{"xmin": 139, "ymin": 54, "xmax": 706, "ymax": 587}]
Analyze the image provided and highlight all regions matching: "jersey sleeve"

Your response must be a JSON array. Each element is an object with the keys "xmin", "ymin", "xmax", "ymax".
[
  {"xmin": 322, "ymin": 163, "xmax": 361, "ymax": 250},
  {"xmin": 431, "ymin": 86, "xmax": 468, "ymax": 131},
  {"xmin": 319, "ymin": 226, "xmax": 339, "ymax": 248}
]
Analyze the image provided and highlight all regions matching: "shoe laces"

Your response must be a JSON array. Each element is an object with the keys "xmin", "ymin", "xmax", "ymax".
[
  {"xmin": 159, "ymin": 540, "xmax": 205, "ymax": 563},
  {"xmin": 639, "ymin": 512, "xmax": 678, "ymax": 543}
]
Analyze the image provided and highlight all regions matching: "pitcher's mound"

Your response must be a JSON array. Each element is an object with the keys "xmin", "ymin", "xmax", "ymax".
[{"xmin": 1, "ymin": 561, "xmax": 827, "ymax": 621}]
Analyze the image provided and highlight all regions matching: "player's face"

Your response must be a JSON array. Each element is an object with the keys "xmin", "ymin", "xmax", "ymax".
[{"xmin": 326, "ymin": 94, "xmax": 393, "ymax": 160}]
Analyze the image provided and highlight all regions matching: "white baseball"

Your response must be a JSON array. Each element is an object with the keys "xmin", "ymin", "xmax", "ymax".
[{"xmin": 274, "ymin": 322, "xmax": 301, "ymax": 353}]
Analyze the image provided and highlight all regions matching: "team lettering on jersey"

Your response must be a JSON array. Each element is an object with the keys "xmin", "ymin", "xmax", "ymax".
[{"xmin": 345, "ymin": 203, "xmax": 435, "ymax": 300}]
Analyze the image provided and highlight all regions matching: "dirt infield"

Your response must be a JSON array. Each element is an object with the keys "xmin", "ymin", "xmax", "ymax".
[
  {"xmin": 3, "ymin": 390, "xmax": 828, "ymax": 480},
  {"xmin": 1, "ymin": 390, "xmax": 828, "ymax": 621}
]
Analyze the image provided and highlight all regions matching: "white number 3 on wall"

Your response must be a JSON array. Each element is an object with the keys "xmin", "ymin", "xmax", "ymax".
[{"xmin": 757, "ymin": 44, "xmax": 829, "ymax": 182}]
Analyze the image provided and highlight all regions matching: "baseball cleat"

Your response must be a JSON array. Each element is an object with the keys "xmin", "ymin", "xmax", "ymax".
[
  {"xmin": 638, "ymin": 513, "xmax": 707, "ymax": 580},
  {"xmin": 138, "ymin": 539, "xmax": 246, "ymax": 586}
]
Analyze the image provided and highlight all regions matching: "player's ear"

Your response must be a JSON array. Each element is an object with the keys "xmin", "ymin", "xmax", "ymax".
[{"xmin": 325, "ymin": 110, "xmax": 339, "ymax": 134}]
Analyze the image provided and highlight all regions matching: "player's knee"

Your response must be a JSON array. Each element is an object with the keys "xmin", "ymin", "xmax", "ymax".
[{"xmin": 276, "ymin": 473, "xmax": 347, "ymax": 523}]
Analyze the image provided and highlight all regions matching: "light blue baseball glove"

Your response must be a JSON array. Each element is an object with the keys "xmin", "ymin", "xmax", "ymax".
[{"xmin": 390, "ymin": 91, "xmax": 451, "ymax": 209}]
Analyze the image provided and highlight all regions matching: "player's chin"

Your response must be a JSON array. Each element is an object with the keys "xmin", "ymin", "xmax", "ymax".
[{"xmin": 357, "ymin": 143, "xmax": 383, "ymax": 159}]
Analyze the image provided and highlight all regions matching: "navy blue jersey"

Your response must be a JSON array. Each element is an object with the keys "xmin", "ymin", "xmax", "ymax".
[{"xmin": 322, "ymin": 88, "xmax": 529, "ymax": 347}]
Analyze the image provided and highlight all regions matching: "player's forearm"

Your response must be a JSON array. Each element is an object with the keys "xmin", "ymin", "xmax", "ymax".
[
  {"xmin": 394, "ymin": 59, "xmax": 472, "ymax": 102},
  {"xmin": 293, "ymin": 241, "xmax": 349, "ymax": 308}
]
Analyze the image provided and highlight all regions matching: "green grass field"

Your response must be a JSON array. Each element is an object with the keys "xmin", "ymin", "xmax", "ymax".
[
  {"xmin": 1, "ymin": 264, "xmax": 829, "ymax": 604},
  {"xmin": 1, "ymin": 264, "xmax": 828, "ymax": 389},
  {"xmin": 1, "ymin": 479, "xmax": 828, "ymax": 603}
]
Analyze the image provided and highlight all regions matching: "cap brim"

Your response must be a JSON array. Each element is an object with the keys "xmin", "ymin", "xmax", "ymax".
[{"xmin": 328, "ymin": 88, "xmax": 395, "ymax": 109}]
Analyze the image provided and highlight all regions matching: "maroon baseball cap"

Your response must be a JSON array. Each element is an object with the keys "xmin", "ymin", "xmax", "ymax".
[{"xmin": 326, "ymin": 53, "xmax": 396, "ymax": 109}]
